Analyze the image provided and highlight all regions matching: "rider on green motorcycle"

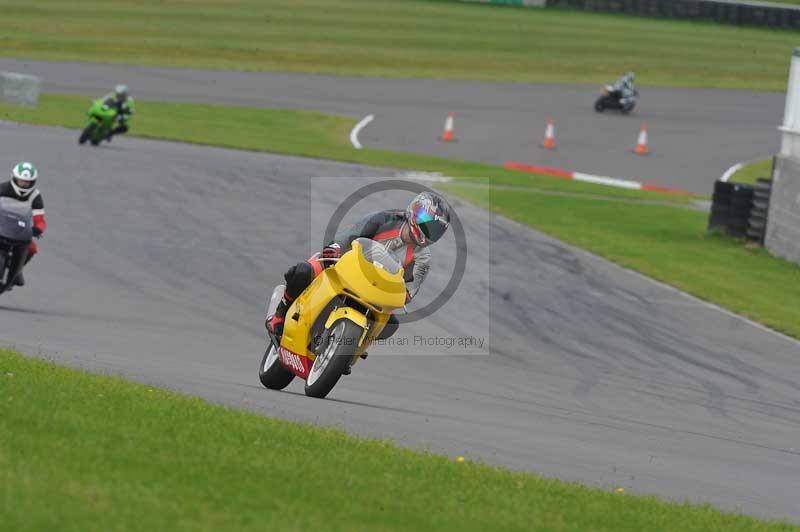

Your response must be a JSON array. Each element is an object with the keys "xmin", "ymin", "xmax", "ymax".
[{"xmin": 101, "ymin": 85, "xmax": 135, "ymax": 141}]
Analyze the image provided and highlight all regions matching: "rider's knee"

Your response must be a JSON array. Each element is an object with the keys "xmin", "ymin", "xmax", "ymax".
[{"xmin": 284, "ymin": 261, "xmax": 314, "ymax": 299}]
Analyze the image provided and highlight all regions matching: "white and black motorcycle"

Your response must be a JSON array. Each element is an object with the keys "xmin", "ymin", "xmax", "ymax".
[
  {"xmin": 0, "ymin": 197, "xmax": 34, "ymax": 295},
  {"xmin": 594, "ymin": 85, "xmax": 639, "ymax": 114}
]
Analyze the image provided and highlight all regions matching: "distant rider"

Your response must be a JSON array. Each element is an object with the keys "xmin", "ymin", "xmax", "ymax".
[
  {"xmin": 612, "ymin": 72, "xmax": 637, "ymax": 107},
  {"xmin": 0, "ymin": 162, "xmax": 46, "ymax": 287},
  {"xmin": 266, "ymin": 192, "xmax": 452, "ymax": 363},
  {"xmin": 101, "ymin": 84, "xmax": 135, "ymax": 141}
]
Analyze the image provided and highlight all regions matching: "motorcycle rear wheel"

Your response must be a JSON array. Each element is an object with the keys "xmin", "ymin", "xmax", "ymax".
[
  {"xmin": 594, "ymin": 98, "xmax": 605, "ymax": 112},
  {"xmin": 304, "ymin": 319, "xmax": 361, "ymax": 399},
  {"xmin": 259, "ymin": 345, "xmax": 295, "ymax": 390}
]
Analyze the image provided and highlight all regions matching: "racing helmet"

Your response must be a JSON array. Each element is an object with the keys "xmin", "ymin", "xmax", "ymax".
[
  {"xmin": 114, "ymin": 84, "xmax": 128, "ymax": 100},
  {"xmin": 405, "ymin": 192, "xmax": 451, "ymax": 246},
  {"xmin": 10, "ymin": 161, "xmax": 38, "ymax": 198}
]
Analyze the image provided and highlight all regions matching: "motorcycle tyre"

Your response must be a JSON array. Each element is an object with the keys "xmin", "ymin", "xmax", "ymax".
[
  {"xmin": 304, "ymin": 319, "xmax": 361, "ymax": 399},
  {"xmin": 259, "ymin": 344, "xmax": 295, "ymax": 390},
  {"xmin": 79, "ymin": 123, "xmax": 96, "ymax": 145}
]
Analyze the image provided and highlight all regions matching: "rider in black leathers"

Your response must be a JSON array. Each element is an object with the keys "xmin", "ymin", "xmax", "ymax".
[{"xmin": 266, "ymin": 192, "xmax": 451, "ymax": 346}]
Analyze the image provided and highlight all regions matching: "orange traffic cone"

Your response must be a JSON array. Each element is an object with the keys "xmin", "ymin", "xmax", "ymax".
[
  {"xmin": 634, "ymin": 123, "xmax": 649, "ymax": 155},
  {"xmin": 541, "ymin": 118, "xmax": 556, "ymax": 150},
  {"xmin": 440, "ymin": 112, "xmax": 456, "ymax": 142}
]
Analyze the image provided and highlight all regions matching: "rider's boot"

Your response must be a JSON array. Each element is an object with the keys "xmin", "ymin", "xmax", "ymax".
[
  {"xmin": 265, "ymin": 298, "xmax": 289, "ymax": 340},
  {"xmin": 110, "ymin": 124, "xmax": 128, "ymax": 138},
  {"xmin": 13, "ymin": 252, "xmax": 33, "ymax": 287},
  {"xmin": 343, "ymin": 352, "xmax": 368, "ymax": 376},
  {"xmin": 342, "ymin": 351, "xmax": 367, "ymax": 375},
  {"xmin": 10, "ymin": 248, "xmax": 37, "ymax": 288}
]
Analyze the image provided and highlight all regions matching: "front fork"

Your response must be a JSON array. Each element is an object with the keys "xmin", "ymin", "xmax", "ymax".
[{"xmin": 265, "ymin": 284, "xmax": 286, "ymax": 351}]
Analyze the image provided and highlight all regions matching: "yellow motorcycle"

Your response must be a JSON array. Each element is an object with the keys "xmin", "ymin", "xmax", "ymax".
[{"xmin": 259, "ymin": 238, "xmax": 407, "ymax": 399}]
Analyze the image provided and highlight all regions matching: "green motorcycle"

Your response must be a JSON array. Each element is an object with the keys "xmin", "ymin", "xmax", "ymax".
[{"xmin": 78, "ymin": 98, "xmax": 123, "ymax": 146}]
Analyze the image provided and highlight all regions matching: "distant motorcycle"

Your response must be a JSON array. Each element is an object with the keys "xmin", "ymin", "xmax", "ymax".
[
  {"xmin": 0, "ymin": 197, "xmax": 33, "ymax": 295},
  {"xmin": 594, "ymin": 85, "xmax": 639, "ymax": 114},
  {"xmin": 78, "ymin": 98, "xmax": 119, "ymax": 146}
]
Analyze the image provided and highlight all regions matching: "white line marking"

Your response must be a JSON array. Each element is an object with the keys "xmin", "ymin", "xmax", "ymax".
[
  {"xmin": 398, "ymin": 171, "xmax": 453, "ymax": 183},
  {"xmin": 573, "ymin": 171, "xmax": 642, "ymax": 190},
  {"xmin": 349, "ymin": 114, "xmax": 374, "ymax": 149},
  {"xmin": 720, "ymin": 162, "xmax": 744, "ymax": 182}
]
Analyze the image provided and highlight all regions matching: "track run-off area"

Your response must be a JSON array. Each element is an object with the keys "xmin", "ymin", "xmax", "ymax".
[
  {"xmin": 1, "ymin": 121, "xmax": 799, "ymax": 520},
  {"xmin": 0, "ymin": 58, "xmax": 784, "ymax": 194}
]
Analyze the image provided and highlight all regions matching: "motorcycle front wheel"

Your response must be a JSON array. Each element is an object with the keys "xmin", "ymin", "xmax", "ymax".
[
  {"xmin": 304, "ymin": 319, "xmax": 361, "ymax": 399},
  {"xmin": 259, "ymin": 344, "xmax": 295, "ymax": 390},
  {"xmin": 79, "ymin": 123, "xmax": 96, "ymax": 145}
]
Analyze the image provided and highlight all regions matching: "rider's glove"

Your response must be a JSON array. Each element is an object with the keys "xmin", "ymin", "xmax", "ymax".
[
  {"xmin": 321, "ymin": 243, "xmax": 342, "ymax": 262},
  {"xmin": 32, "ymin": 227, "xmax": 43, "ymax": 238}
]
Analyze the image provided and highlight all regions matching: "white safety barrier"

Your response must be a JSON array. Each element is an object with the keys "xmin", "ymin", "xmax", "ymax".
[
  {"xmin": 0, "ymin": 72, "xmax": 41, "ymax": 106},
  {"xmin": 766, "ymin": 48, "xmax": 800, "ymax": 265}
]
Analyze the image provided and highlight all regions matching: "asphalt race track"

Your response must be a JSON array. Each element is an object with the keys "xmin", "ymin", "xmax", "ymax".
[
  {"xmin": 0, "ymin": 58, "xmax": 784, "ymax": 194},
  {"xmin": 1, "ymin": 122, "xmax": 799, "ymax": 521}
]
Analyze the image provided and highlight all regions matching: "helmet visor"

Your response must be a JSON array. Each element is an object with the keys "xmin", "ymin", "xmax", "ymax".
[
  {"xmin": 14, "ymin": 178, "xmax": 33, "ymax": 190},
  {"xmin": 414, "ymin": 208, "xmax": 448, "ymax": 243}
]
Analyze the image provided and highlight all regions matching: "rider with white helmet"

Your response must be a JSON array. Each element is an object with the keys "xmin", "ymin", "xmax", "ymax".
[{"xmin": 1, "ymin": 162, "xmax": 47, "ymax": 287}]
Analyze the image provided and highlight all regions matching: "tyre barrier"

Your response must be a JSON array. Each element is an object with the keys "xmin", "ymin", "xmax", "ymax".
[
  {"xmin": 747, "ymin": 178, "xmax": 772, "ymax": 244},
  {"xmin": 0, "ymin": 72, "xmax": 41, "ymax": 106},
  {"xmin": 708, "ymin": 180, "xmax": 755, "ymax": 239},
  {"xmin": 545, "ymin": 0, "xmax": 800, "ymax": 30}
]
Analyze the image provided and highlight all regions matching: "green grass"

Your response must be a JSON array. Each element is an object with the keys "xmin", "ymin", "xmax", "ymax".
[
  {"xmin": 0, "ymin": 0, "xmax": 797, "ymax": 90},
  {"xmin": 2, "ymin": 94, "xmax": 799, "ymax": 338},
  {"xmin": 0, "ymin": 348, "xmax": 794, "ymax": 532},
  {"xmin": 730, "ymin": 158, "xmax": 774, "ymax": 185},
  {"xmin": 446, "ymin": 185, "xmax": 800, "ymax": 337}
]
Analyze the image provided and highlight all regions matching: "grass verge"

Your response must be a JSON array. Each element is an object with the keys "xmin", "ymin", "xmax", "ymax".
[
  {"xmin": 2, "ymin": 94, "xmax": 799, "ymax": 338},
  {"xmin": 0, "ymin": 0, "xmax": 796, "ymax": 90},
  {"xmin": 729, "ymin": 158, "xmax": 774, "ymax": 185},
  {"xmin": 0, "ymin": 348, "xmax": 795, "ymax": 532}
]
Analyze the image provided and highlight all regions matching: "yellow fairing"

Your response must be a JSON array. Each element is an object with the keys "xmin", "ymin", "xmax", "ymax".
[
  {"xmin": 324, "ymin": 307, "xmax": 368, "ymax": 330},
  {"xmin": 281, "ymin": 240, "xmax": 407, "ymax": 361},
  {"xmin": 334, "ymin": 240, "xmax": 407, "ymax": 311}
]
